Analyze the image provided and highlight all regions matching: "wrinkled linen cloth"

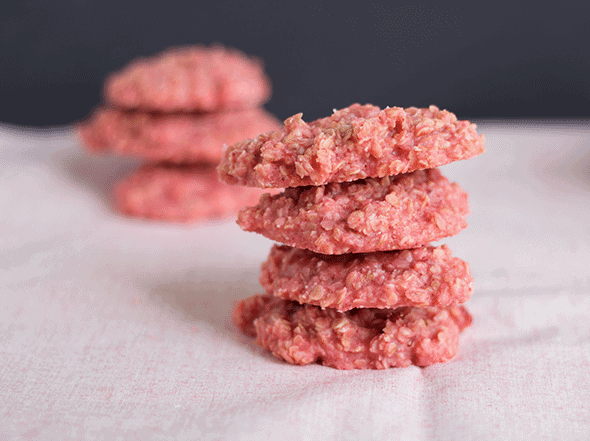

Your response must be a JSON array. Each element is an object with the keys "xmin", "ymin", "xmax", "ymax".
[{"xmin": 1, "ymin": 121, "xmax": 589, "ymax": 440}]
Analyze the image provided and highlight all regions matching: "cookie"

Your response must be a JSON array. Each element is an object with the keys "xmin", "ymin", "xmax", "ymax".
[
  {"xmin": 260, "ymin": 244, "xmax": 473, "ymax": 311},
  {"xmin": 234, "ymin": 295, "xmax": 472, "ymax": 369},
  {"xmin": 104, "ymin": 45, "xmax": 272, "ymax": 112},
  {"xmin": 114, "ymin": 163, "xmax": 270, "ymax": 222},
  {"xmin": 237, "ymin": 168, "xmax": 469, "ymax": 254},
  {"xmin": 218, "ymin": 104, "xmax": 484, "ymax": 188},
  {"xmin": 79, "ymin": 107, "xmax": 282, "ymax": 164}
]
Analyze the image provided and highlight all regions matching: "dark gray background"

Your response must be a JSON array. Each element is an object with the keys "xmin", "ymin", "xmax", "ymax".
[{"xmin": 1, "ymin": 0, "xmax": 589, "ymax": 126}]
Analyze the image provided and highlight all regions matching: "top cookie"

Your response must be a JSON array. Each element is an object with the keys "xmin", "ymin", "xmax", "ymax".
[
  {"xmin": 218, "ymin": 104, "xmax": 485, "ymax": 188},
  {"xmin": 104, "ymin": 45, "xmax": 272, "ymax": 112}
]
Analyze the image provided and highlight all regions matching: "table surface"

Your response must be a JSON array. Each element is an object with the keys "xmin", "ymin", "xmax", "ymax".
[{"xmin": 1, "ymin": 120, "xmax": 589, "ymax": 440}]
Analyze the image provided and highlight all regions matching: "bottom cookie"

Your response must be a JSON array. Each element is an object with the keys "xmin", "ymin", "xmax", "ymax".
[
  {"xmin": 234, "ymin": 295, "xmax": 472, "ymax": 369},
  {"xmin": 114, "ymin": 163, "xmax": 269, "ymax": 222}
]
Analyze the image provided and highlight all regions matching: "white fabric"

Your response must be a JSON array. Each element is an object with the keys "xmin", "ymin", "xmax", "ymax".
[{"xmin": 1, "ymin": 121, "xmax": 589, "ymax": 440}]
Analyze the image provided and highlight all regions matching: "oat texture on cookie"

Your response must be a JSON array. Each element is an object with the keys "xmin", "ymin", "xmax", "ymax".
[
  {"xmin": 218, "ymin": 104, "xmax": 484, "ymax": 188},
  {"xmin": 103, "ymin": 45, "xmax": 272, "ymax": 113},
  {"xmin": 225, "ymin": 103, "xmax": 484, "ymax": 369},
  {"xmin": 77, "ymin": 45, "xmax": 280, "ymax": 222}
]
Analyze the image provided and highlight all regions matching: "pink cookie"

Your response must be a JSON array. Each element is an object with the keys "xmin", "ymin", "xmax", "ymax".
[
  {"xmin": 238, "ymin": 168, "xmax": 469, "ymax": 254},
  {"xmin": 114, "ymin": 163, "xmax": 270, "ymax": 222},
  {"xmin": 260, "ymin": 244, "xmax": 473, "ymax": 311},
  {"xmin": 104, "ymin": 45, "xmax": 272, "ymax": 112},
  {"xmin": 218, "ymin": 104, "xmax": 484, "ymax": 188},
  {"xmin": 234, "ymin": 295, "xmax": 472, "ymax": 369},
  {"xmin": 79, "ymin": 107, "xmax": 282, "ymax": 164}
]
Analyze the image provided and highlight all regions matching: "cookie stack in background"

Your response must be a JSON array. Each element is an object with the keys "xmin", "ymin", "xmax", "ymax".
[
  {"xmin": 79, "ymin": 45, "xmax": 282, "ymax": 222},
  {"xmin": 218, "ymin": 104, "xmax": 485, "ymax": 369}
]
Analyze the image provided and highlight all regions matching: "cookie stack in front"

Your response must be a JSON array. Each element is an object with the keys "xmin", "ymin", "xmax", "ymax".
[
  {"xmin": 79, "ymin": 45, "xmax": 282, "ymax": 222},
  {"xmin": 218, "ymin": 104, "xmax": 484, "ymax": 369}
]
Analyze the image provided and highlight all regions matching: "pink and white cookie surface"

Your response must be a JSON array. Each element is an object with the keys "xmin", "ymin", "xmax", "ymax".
[
  {"xmin": 260, "ymin": 244, "xmax": 473, "ymax": 311},
  {"xmin": 104, "ymin": 45, "xmax": 272, "ymax": 113},
  {"xmin": 79, "ymin": 107, "xmax": 281, "ymax": 164},
  {"xmin": 115, "ymin": 164, "xmax": 270, "ymax": 223},
  {"xmin": 234, "ymin": 294, "xmax": 472, "ymax": 370},
  {"xmin": 218, "ymin": 104, "xmax": 484, "ymax": 188},
  {"xmin": 237, "ymin": 168, "xmax": 469, "ymax": 254}
]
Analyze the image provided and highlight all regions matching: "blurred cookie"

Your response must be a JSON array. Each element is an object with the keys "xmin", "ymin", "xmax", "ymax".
[
  {"xmin": 260, "ymin": 244, "xmax": 473, "ymax": 311},
  {"xmin": 104, "ymin": 45, "xmax": 272, "ymax": 112},
  {"xmin": 237, "ymin": 168, "xmax": 469, "ymax": 254},
  {"xmin": 79, "ymin": 107, "xmax": 281, "ymax": 164},
  {"xmin": 234, "ymin": 294, "xmax": 472, "ymax": 369},
  {"xmin": 218, "ymin": 104, "xmax": 484, "ymax": 188},
  {"xmin": 114, "ymin": 163, "xmax": 270, "ymax": 222}
]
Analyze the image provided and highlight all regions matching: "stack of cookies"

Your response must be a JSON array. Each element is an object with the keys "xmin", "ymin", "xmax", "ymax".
[
  {"xmin": 79, "ymin": 45, "xmax": 282, "ymax": 222},
  {"xmin": 218, "ymin": 104, "xmax": 485, "ymax": 369}
]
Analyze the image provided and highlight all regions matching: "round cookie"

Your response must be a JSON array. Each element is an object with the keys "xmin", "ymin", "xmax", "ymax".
[
  {"xmin": 104, "ymin": 45, "xmax": 272, "ymax": 112},
  {"xmin": 79, "ymin": 107, "xmax": 282, "ymax": 164},
  {"xmin": 260, "ymin": 244, "xmax": 473, "ymax": 311},
  {"xmin": 218, "ymin": 103, "xmax": 485, "ymax": 188},
  {"xmin": 114, "ymin": 163, "xmax": 270, "ymax": 223},
  {"xmin": 237, "ymin": 168, "xmax": 469, "ymax": 254},
  {"xmin": 234, "ymin": 294, "xmax": 472, "ymax": 369}
]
